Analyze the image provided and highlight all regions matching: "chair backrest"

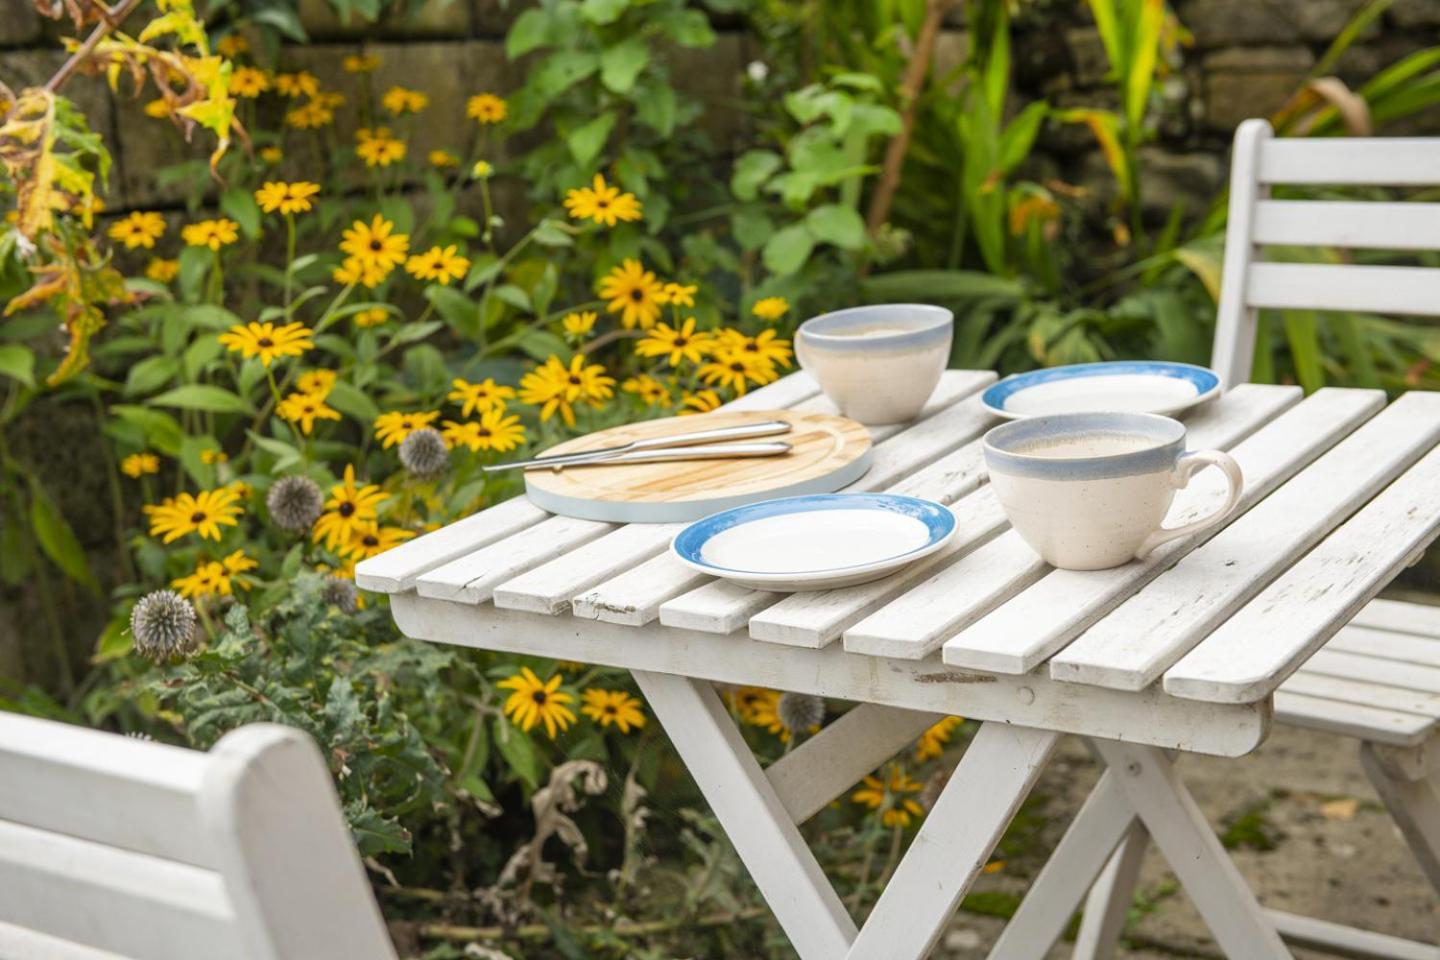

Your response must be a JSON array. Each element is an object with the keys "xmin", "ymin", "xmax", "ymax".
[
  {"xmin": 0, "ymin": 714, "xmax": 397, "ymax": 960},
  {"xmin": 1211, "ymin": 118, "xmax": 1440, "ymax": 388}
]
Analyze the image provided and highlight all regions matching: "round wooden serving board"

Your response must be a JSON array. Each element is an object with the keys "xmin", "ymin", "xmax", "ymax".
[{"xmin": 524, "ymin": 410, "xmax": 873, "ymax": 523}]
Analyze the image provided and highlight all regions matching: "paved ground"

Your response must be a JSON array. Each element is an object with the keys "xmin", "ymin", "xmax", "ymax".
[{"xmin": 940, "ymin": 726, "xmax": 1439, "ymax": 957}]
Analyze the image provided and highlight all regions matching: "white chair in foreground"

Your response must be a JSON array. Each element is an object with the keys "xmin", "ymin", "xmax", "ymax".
[{"xmin": 0, "ymin": 712, "xmax": 397, "ymax": 960}]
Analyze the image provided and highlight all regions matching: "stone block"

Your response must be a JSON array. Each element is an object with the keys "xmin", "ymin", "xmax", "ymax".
[
  {"xmin": 1180, "ymin": 0, "xmax": 1372, "ymax": 47},
  {"xmin": 297, "ymin": 0, "xmax": 470, "ymax": 40},
  {"xmin": 663, "ymin": 31, "xmax": 748, "ymax": 154},
  {"xmin": 0, "ymin": 0, "xmax": 41, "ymax": 46},
  {"xmin": 1202, "ymin": 45, "xmax": 1314, "ymax": 72},
  {"xmin": 1202, "ymin": 46, "xmax": 1312, "ymax": 132},
  {"xmin": 1065, "ymin": 26, "xmax": 1110, "ymax": 88},
  {"xmin": 1392, "ymin": 0, "xmax": 1440, "ymax": 27}
]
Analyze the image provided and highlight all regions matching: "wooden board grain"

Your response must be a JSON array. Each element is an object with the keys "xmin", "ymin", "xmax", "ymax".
[{"xmin": 523, "ymin": 410, "xmax": 872, "ymax": 523}]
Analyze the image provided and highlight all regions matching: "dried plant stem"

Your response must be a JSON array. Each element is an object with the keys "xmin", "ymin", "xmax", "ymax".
[
  {"xmin": 412, "ymin": 906, "xmax": 771, "ymax": 943},
  {"xmin": 44, "ymin": 0, "xmax": 146, "ymax": 95}
]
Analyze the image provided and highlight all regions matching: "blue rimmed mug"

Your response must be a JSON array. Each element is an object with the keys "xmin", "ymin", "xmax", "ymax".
[
  {"xmin": 795, "ymin": 304, "xmax": 953, "ymax": 425},
  {"xmin": 983, "ymin": 412, "xmax": 1243, "ymax": 571}
]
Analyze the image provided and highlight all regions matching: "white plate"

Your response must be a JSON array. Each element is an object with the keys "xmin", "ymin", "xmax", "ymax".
[
  {"xmin": 670, "ymin": 494, "xmax": 956, "ymax": 592},
  {"xmin": 982, "ymin": 361, "xmax": 1222, "ymax": 419}
]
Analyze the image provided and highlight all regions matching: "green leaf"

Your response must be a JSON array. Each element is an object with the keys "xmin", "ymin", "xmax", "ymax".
[
  {"xmin": 123, "ymin": 355, "xmax": 180, "ymax": 396},
  {"xmin": 861, "ymin": 269, "xmax": 1024, "ymax": 303},
  {"xmin": 496, "ymin": 284, "xmax": 533, "ymax": 313},
  {"xmin": 516, "ymin": 328, "xmax": 568, "ymax": 362},
  {"xmin": 805, "ymin": 204, "xmax": 866, "ymax": 250},
  {"xmin": 658, "ymin": 7, "xmax": 715, "ymax": 46},
  {"xmin": 506, "ymin": 7, "xmax": 552, "ymax": 57},
  {"xmin": 29, "ymin": 484, "xmax": 96, "ymax": 591},
  {"xmin": 251, "ymin": 5, "xmax": 307, "ymax": 41},
  {"xmin": 0, "ymin": 344, "xmax": 35, "ymax": 387},
  {"xmin": 111, "ymin": 405, "xmax": 184, "ymax": 456},
  {"xmin": 149, "ymin": 384, "xmax": 252, "ymax": 414},
  {"xmin": 567, "ymin": 114, "xmax": 617, "ymax": 169},
  {"xmin": 529, "ymin": 51, "xmax": 600, "ymax": 101},
  {"xmin": 493, "ymin": 715, "xmax": 542, "ymax": 790},
  {"xmin": 178, "ymin": 246, "xmax": 210, "ymax": 304},
  {"xmin": 1282, "ymin": 309, "xmax": 1325, "ymax": 393},
  {"xmin": 325, "ymin": 380, "xmax": 381, "ymax": 423},
  {"xmin": 762, "ymin": 223, "xmax": 816, "ymax": 276},
  {"xmin": 580, "ymin": 0, "xmax": 628, "ymax": 24},
  {"xmin": 182, "ymin": 334, "xmax": 224, "ymax": 380},
  {"xmin": 221, "ymin": 187, "xmax": 261, "ymax": 240},
  {"xmin": 600, "ymin": 37, "xmax": 649, "ymax": 94},
  {"xmin": 635, "ymin": 82, "xmax": 677, "ymax": 136},
  {"xmin": 424, "ymin": 285, "xmax": 478, "ymax": 334},
  {"xmin": 532, "ymin": 220, "xmax": 574, "ymax": 248},
  {"xmin": 731, "ymin": 206, "xmax": 773, "ymax": 252},
  {"xmin": 0, "ymin": 516, "xmax": 34, "ymax": 587},
  {"xmin": 998, "ymin": 101, "xmax": 1048, "ymax": 173},
  {"xmin": 179, "ymin": 434, "xmax": 220, "ymax": 487},
  {"xmin": 730, "ymin": 150, "xmax": 783, "ymax": 202}
]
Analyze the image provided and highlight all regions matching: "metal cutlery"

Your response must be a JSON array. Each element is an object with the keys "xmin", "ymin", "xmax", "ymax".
[{"xmin": 483, "ymin": 419, "xmax": 793, "ymax": 472}]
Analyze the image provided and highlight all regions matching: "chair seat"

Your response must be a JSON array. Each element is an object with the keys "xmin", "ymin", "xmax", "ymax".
[{"xmin": 1276, "ymin": 598, "xmax": 1440, "ymax": 747}]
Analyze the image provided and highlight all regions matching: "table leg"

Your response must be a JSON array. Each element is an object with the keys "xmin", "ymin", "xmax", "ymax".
[
  {"xmin": 1360, "ymin": 741, "xmax": 1440, "ymax": 894},
  {"xmin": 1071, "ymin": 824, "xmax": 1149, "ymax": 960}
]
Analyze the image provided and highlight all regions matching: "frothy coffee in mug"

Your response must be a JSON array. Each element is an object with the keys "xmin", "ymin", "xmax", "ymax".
[{"xmin": 1013, "ymin": 432, "xmax": 1158, "ymax": 460}]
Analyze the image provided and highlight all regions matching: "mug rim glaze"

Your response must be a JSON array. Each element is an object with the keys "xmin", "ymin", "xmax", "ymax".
[
  {"xmin": 984, "ymin": 411, "xmax": 1186, "ymax": 482},
  {"xmin": 797, "ymin": 303, "xmax": 953, "ymax": 353}
]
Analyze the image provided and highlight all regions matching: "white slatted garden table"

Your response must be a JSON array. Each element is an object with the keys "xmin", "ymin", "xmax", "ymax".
[{"xmin": 356, "ymin": 370, "xmax": 1440, "ymax": 959}]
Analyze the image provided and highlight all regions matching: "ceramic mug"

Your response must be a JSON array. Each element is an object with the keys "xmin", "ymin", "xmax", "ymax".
[
  {"xmin": 794, "ymin": 304, "xmax": 953, "ymax": 425},
  {"xmin": 983, "ymin": 411, "xmax": 1244, "ymax": 571}
]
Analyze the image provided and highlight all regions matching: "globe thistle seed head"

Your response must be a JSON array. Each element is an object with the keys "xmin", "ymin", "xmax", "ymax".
[
  {"xmin": 130, "ymin": 590, "xmax": 198, "ymax": 662},
  {"xmin": 777, "ymin": 692, "xmax": 825, "ymax": 735},
  {"xmin": 267, "ymin": 475, "xmax": 323, "ymax": 533},
  {"xmin": 399, "ymin": 427, "xmax": 448, "ymax": 478},
  {"xmin": 319, "ymin": 575, "xmax": 358, "ymax": 613}
]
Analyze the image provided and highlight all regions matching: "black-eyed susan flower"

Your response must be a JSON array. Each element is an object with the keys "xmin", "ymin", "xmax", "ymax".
[
  {"xmin": 441, "ymin": 408, "xmax": 526, "ymax": 453},
  {"xmin": 699, "ymin": 348, "xmax": 774, "ymax": 396},
  {"xmin": 215, "ymin": 33, "xmax": 249, "ymax": 58},
  {"xmin": 200, "ymin": 448, "xmax": 228, "ymax": 465},
  {"xmin": 341, "ymin": 521, "xmax": 416, "ymax": 561},
  {"xmin": 277, "ymin": 391, "xmax": 341, "ymax": 435},
  {"xmin": 717, "ymin": 327, "xmax": 793, "ymax": 373},
  {"xmin": 230, "ymin": 66, "xmax": 270, "ymax": 98},
  {"xmin": 285, "ymin": 101, "xmax": 335, "ymax": 130},
  {"xmin": 296, "ymin": 368, "xmax": 336, "ymax": 397},
  {"xmin": 598, "ymin": 258, "xmax": 664, "ymax": 330},
  {"xmin": 563, "ymin": 173, "xmax": 642, "ymax": 227},
  {"xmin": 274, "ymin": 70, "xmax": 319, "ymax": 98},
  {"xmin": 447, "ymin": 377, "xmax": 514, "ymax": 416},
  {"xmin": 260, "ymin": 146, "xmax": 283, "ymax": 165},
  {"xmin": 340, "ymin": 214, "xmax": 409, "ymax": 277},
  {"xmin": 342, "ymin": 52, "xmax": 381, "ymax": 73},
  {"xmin": 744, "ymin": 689, "xmax": 820, "ymax": 741},
  {"xmin": 181, "ymin": 218, "xmax": 239, "ymax": 250},
  {"xmin": 352, "ymin": 307, "xmax": 390, "ymax": 328},
  {"xmin": 381, "ymin": 86, "xmax": 429, "ymax": 114},
  {"xmin": 254, "ymin": 180, "xmax": 320, "ymax": 215},
  {"xmin": 561, "ymin": 311, "xmax": 596, "ymax": 339},
  {"xmin": 218, "ymin": 320, "xmax": 314, "ymax": 366},
  {"xmin": 405, "ymin": 245, "xmax": 469, "ymax": 285},
  {"xmin": 752, "ymin": 296, "xmax": 789, "ymax": 322},
  {"xmin": 466, "ymin": 92, "xmax": 507, "ymax": 124},
  {"xmin": 356, "ymin": 127, "xmax": 406, "ymax": 167},
  {"xmin": 373, "ymin": 410, "xmax": 439, "ymax": 448},
  {"xmin": 107, "ymin": 211, "xmax": 165, "ymax": 249},
  {"xmin": 130, "ymin": 590, "xmax": 198, "ymax": 662},
  {"xmin": 145, "ymin": 257, "xmax": 179, "ymax": 282},
  {"xmin": 635, "ymin": 317, "xmax": 714, "ymax": 367},
  {"xmin": 313, "ymin": 465, "xmax": 388, "ymax": 551},
  {"xmin": 518, "ymin": 354, "xmax": 615, "ymax": 427},
  {"xmin": 266, "ymin": 475, "xmax": 324, "ymax": 533},
  {"xmin": 851, "ymin": 766, "xmax": 926, "ymax": 828},
  {"xmin": 622, "ymin": 373, "xmax": 671, "ymax": 408},
  {"xmin": 172, "ymin": 550, "xmax": 256, "ymax": 598},
  {"xmin": 498, "ymin": 667, "xmax": 576, "ymax": 738},
  {"xmin": 332, "ymin": 257, "xmax": 386, "ymax": 288},
  {"xmin": 729, "ymin": 686, "xmax": 772, "ymax": 722},
  {"xmin": 914, "ymin": 716, "xmax": 964, "ymax": 762},
  {"xmin": 120, "ymin": 452, "xmax": 160, "ymax": 478},
  {"xmin": 679, "ymin": 388, "xmax": 722, "ymax": 415},
  {"xmin": 660, "ymin": 282, "xmax": 697, "ymax": 307},
  {"xmin": 428, "ymin": 149, "xmax": 458, "ymax": 168},
  {"xmin": 143, "ymin": 487, "xmax": 244, "ymax": 543},
  {"xmin": 580, "ymin": 689, "xmax": 646, "ymax": 733}
]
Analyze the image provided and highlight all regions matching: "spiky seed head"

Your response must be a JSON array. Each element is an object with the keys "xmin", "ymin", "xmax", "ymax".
[
  {"xmin": 130, "ymin": 590, "xmax": 198, "ymax": 662},
  {"xmin": 319, "ymin": 575, "xmax": 358, "ymax": 613},
  {"xmin": 399, "ymin": 427, "xmax": 448, "ymax": 478},
  {"xmin": 777, "ymin": 692, "xmax": 825, "ymax": 734},
  {"xmin": 267, "ymin": 475, "xmax": 323, "ymax": 533}
]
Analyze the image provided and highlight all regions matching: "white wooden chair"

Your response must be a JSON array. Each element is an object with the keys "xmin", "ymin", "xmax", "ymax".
[{"xmin": 0, "ymin": 713, "xmax": 398, "ymax": 960}]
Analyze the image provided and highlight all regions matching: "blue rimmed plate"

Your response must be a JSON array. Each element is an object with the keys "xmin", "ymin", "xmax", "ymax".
[
  {"xmin": 982, "ymin": 361, "xmax": 1221, "ymax": 420},
  {"xmin": 671, "ymin": 493, "xmax": 956, "ymax": 592}
]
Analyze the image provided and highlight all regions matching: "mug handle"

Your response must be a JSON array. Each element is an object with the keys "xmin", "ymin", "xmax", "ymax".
[{"xmin": 1134, "ymin": 450, "xmax": 1244, "ymax": 559}]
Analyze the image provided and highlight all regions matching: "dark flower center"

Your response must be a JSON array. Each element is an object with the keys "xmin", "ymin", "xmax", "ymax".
[
  {"xmin": 532, "ymin": 691, "xmax": 548, "ymax": 704},
  {"xmin": 339, "ymin": 502, "xmax": 356, "ymax": 517},
  {"xmin": 478, "ymin": 428, "xmax": 491, "ymax": 437},
  {"xmin": 400, "ymin": 420, "xmax": 411, "ymax": 429},
  {"xmin": 369, "ymin": 240, "xmax": 382, "ymax": 251},
  {"xmin": 674, "ymin": 337, "xmax": 688, "ymax": 347},
  {"xmin": 604, "ymin": 705, "xmax": 616, "ymax": 714},
  {"xmin": 362, "ymin": 535, "xmax": 378, "ymax": 547},
  {"xmin": 190, "ymin": 511, "xmax": 207, "ymax": 523},
  {"xmin": 730, "ymin": 362, "xmax": 745, "ymax": 372},
  {"xmin": 568, "ymin": 375, "xmax": 582, "ymax": 385},
  {"xmin": 257, "ymin": 337, "xmax": 274, "ymax": 348},
  {"xmin": 630, "ymin": 289, "xmax": 644, "ymax": 302}
]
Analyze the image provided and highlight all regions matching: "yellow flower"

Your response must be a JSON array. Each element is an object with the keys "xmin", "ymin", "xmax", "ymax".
[
  {"xmin": 356, "ymin": 127, "xmax": 406, "ymax": 167},
  {"xmin": 316, "ymin": 91, "xmax": 346, "ymax": 109},
  {"xmin": 296, "ymin": 368, "xmax": 336, "ymax": 397},
  {"xmin": 563, "ymin": 173, "xmax": 642, "ymax": 227},
  {"xmin": 851, "ymin": 767, "xmax": 926, "ymax": 828},
  {"xmin": 580, "ymin": 689, "xmax": 646, "ymax": 733},
  {"xmin": 519, "ymin": 354, "xmax": 615, "ymax": 427},
  {"xmin": 312, "ymin": 465, "xmax": 388, "ymax": 552},
  {"xmin": 181, "ymin": 218, "xmax": 239, "ymax": 250},
  {"xmin": 277, "ymin": 391, "xmax": 341, "ymax": 435},
  {"xmin": 752, "ymin": 296, "xmax": 789, "ymax": 322},
  {"xmin": 373, "ymin": 410, "xmax": 439, "ymax": 448},
  {"xmin": 561, "ymin": 311, "xmax": 596, "ymax": 339},
  {"xmin": 254, "ymin": 180, "xmax": 320, "ymax": 215},
  {"xmin": 428, "ymin": 149, "xmax": 458, "ymax": 168},
  {"xmin": 381, "ymin": 86, "xmax": 429, "ymax": 114},
  {"xmin": 448, "ymin": 377, "xmax": 515, "ymax": 416},
  {"xmin": 343, "ymin": 52, "xmax": 381, "ymax": 73},
  {"xmin": 200, "ymin": 448, "xmax": 228, "ymax": 465},
  {"xmin": 441, "ymin": 409, "xmax": 527, "ymax": 453},
  {"xmin": 222, "ymin": 549, "xmax": 258, "ymax": 577},
  {"xmin": 914, "ymin": 716, "xmax": 964, "ymax": 762},
  {"xmin": 635, "ymin": 317, "xmax": 714, "ymax": 367},
  {"xmin": 145, "ymin": 258, "xmax": 179, "ymax": 282},
  {"xmin": 120, "ymin": 452, "xmax": 160, "ymax": 478},
  {"xmin": 172, "ymin": 549, "xmax": 257, "ymax": 599},
  {"xmin": 340, "ymin": 215, "xmax": 409, "ymax": 278},
  {"xmin": 466, "ymin": 92, "xmax": 508, "ymax": 124},
  {"xmin": 260, "ymin": 146, "xmax": 283, "ymax": 165},
  {"xmin": 218, "ymin": 321, "xmax": 314, "ymax": 366},
  {"xmin": 598, "ymin": 258, "xmax": 664, "ymax": 330},
  {"xmin": 143, "ymin": 487, "xmax": 244, "ymax": 543},
  {"xmin": 679, "ymin": 388, "xmax": 721, "ymax": 415},
  {"xmin": 472, "ymin": 159, "xmax": 494, "ymax": 179},
  {"xmin": 285, "ymin": 101, "xmax": 334, "ymax": 130},
  {"xmin": 498, "ymin": 667, "xmax": 576, "ymax": 738},
  {"xmin": 622, "ymin": 374, "xmax": 671, "ymax": 408},
  {"xmin": 729, "ymin": 686, "xmax": 773, "ymax": 723},
  {"xmin": 743, "ymin": 689, "xmax": 818, "ymax": 742},
  {"xmin": 332, "ymin": 257, "xmax": 388, "ymax": 289},
  {"xmin": 274, "ymin": 71, "xmax": 319, "ymax": 98},
  {"xmin": 719, "ymin": 327, "xmax": 793, "ymax": 373},
  {"xmin": 341, "ymin": 521, "xmax": 416, "ymax": 561},
  {"xmin": 108, "ymin": 211, "xmax": 165, "ymax": 249},
  {"xmin": 215, "ymin": 33, "xmax": 249, "ymax": 58},
  {"xmin": 353, "ymin": 307, "xmax": 389, "ymax": 327},
  {"xmin": 144, "ymin": 98, "xmax": 173, "ymax": 119},
  {"xmin": 660, "ymin": 282, "xmax": 697, "ymax": 307},
  {"xmin": 230, "ymin": 66, "xmax": 270, "ymax": 98},
  {"xmin": 405, "ymin": 245, "xmax": 469, "ymax": 285},
  {"xmin": 699, "ymin": 348, "xmax": 775, "ymax": 396}
]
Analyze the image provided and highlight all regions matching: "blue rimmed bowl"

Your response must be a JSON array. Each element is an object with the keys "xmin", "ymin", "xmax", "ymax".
[{"xmin": 982, "ymin": 361, "xmax": 1221, "ymax": 420}]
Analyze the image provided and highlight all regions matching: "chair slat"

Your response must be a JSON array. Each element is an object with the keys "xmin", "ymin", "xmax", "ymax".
[
  {"xmin": 0, "ymin": 713, "xmax": 211, "ymax": 867},
  {"xmin": 1247, "ymin": 262, "xmax": 1440, "ymax": 316},
  {"xmin": 1324, "ymin": 624, "xmax": 1440, "ymax": 668},
  {"xmin": 1274, "ymin": 691, "xmax": 1435, "ymax": 746},
  {"xmin": 1258, "ymin": 138, "xmax": 1440, "ymax": 185},
  {"xmin": 1048, "ymin": 392, "xmax": 1440, "ymax": 693},
  {"xmin": 1281, "ymin": 671, "xmax": 1440, "ymax": 720},
  {"xmin": 1353, "ymin": 597, "xmax": 1440, "ymax": 638},
  {"xmin": 1252, "ymin": 200, "xmax": 1440, "ymax": 249},
  {"xmin": 0, "ymin": 921, "xmax": 130, "ymax": 960},
  {"xmin": 0, "ymin": 819, "xmax": 241, "ymax": 960}
]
